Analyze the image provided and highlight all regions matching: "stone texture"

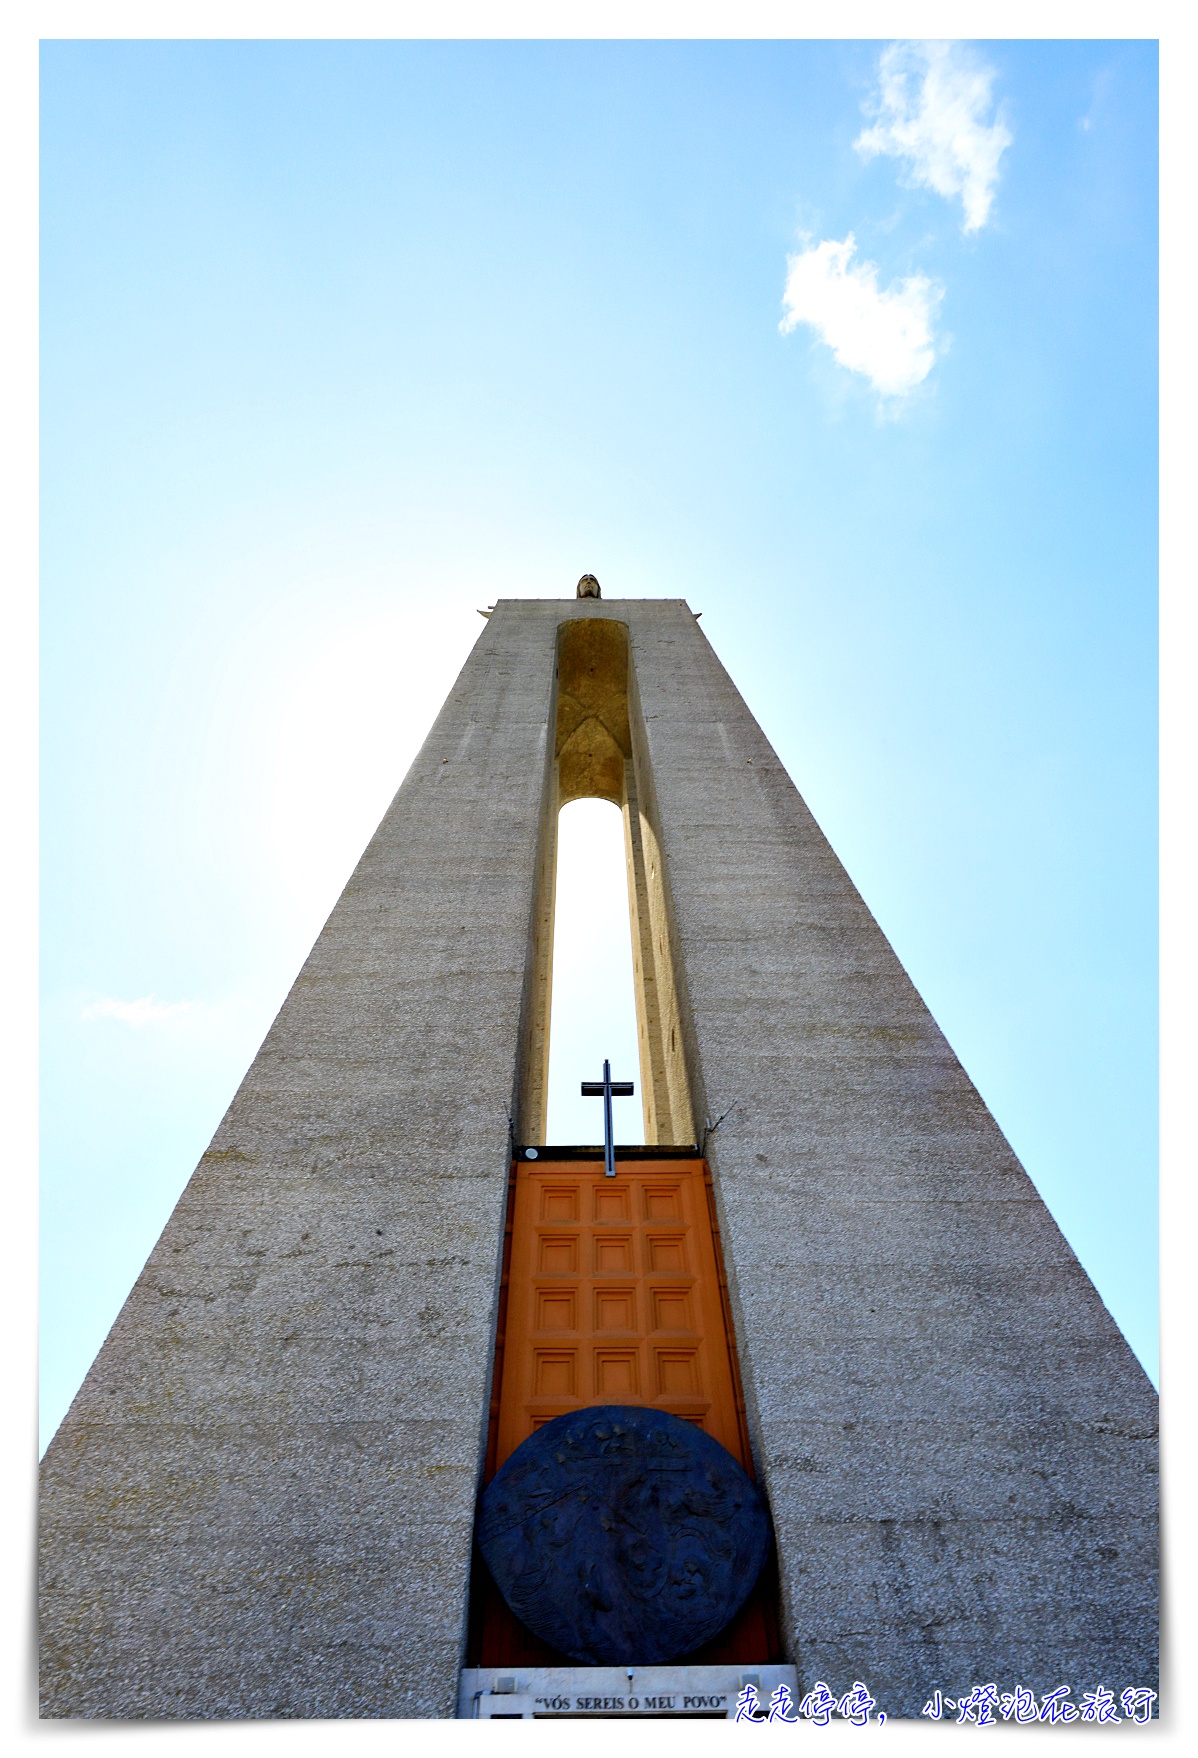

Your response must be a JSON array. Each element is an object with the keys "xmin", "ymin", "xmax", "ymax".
[{"xmin": 40, "ymin": 597, "xmax": 1156, "ymax": 1720}]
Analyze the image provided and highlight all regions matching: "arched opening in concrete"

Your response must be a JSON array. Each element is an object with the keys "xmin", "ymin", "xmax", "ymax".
[
  {"xmin": 544, "ymin": 798, "xmax": 644, "ymax": 1145},
  {"xmin": 520, "ymin": 616, "xmax": 696, "ymax": 1148}
]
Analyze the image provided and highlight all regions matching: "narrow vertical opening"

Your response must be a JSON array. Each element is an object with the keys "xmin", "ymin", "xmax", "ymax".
[
  {"xmin": 517, "ymin": 614, "xmax": 696, "ymax": 1149},
  {"xmin": 544, "ymin": 799, "xmax": 644, "ymax": 1145}
]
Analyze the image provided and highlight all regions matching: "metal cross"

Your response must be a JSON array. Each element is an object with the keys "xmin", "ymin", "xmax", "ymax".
[{"xmin": 581, "ymin": 1058, "xmax": 635, "ymax": 1177}]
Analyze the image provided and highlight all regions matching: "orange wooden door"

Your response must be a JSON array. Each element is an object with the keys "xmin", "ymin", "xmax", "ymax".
[{"xmin": 493, "ymin": 1157, "xmax": 749, "ymax": 1471}]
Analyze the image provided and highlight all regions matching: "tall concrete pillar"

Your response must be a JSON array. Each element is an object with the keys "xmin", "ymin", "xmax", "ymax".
[
  {"xmin": 626, "ymin": 604, "xmax": 1157, "ymax": 1714},
  {"xmin": 40, "ymin": 597, "xmax": 1156, "ymax": 1719}
]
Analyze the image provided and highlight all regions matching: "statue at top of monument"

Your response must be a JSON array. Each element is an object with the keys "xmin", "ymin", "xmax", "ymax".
[{"xmin": 576, "ymin": 574, "xmax": 601, "ymax": 598}]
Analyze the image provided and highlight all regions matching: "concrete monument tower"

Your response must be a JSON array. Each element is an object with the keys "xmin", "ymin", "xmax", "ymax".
[{"xmin": 40, "ymin": 585, "xmax": 1157, "ymax": 1720}]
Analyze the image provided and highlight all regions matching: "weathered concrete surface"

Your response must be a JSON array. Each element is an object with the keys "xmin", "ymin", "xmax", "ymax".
[
  {"xmin": 624, "ymin": 601, "xmax": 1157, "ymax": 1717},
  {"xmin": 39, "ymin": 606, "xmax": 566, "ymax": 1717},
  {"xmin": 41, "ymin": 597, "xmax": 1157, "ymax": 1719}
]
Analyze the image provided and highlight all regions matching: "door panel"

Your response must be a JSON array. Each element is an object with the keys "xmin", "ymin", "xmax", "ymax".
[
  {"xmin": 494, "ymin": 1157, "xmax": 748, "ymax": 1471},
  {"xmin": 470, "ymin": 1154, "xmax": 778, "ymax": 1668}
]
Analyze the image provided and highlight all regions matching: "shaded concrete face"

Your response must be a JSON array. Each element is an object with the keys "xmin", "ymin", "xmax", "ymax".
[
  {"xmin": 39, "ymin": 598, "xmax": 1156, "ymax": 1719},
  {"xmin": 555, "ymin": 616, "xmax": 631, "ymax": 807}
]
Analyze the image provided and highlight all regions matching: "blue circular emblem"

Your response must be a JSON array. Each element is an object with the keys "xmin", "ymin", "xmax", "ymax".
[{"xmin": 477, "ymin": 1405, "xmax": 771, "ymax": 1664}]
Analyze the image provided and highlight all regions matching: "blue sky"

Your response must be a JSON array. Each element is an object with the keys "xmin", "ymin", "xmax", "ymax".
[{"xmin": 40, "ymin": 38, "xmax": 1157, "ymax": 1454}]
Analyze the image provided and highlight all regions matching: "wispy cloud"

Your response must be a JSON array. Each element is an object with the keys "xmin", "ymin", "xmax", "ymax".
[
  {"xmin": 779, "ymin": 234, "xmax": 942, "ymax": 398},
  {"xmin": 80, "ymin": 994, "xmax": 203, "ymax": 1027},
  {"xmin": 855, "ymin": 41, "xmax": 1011, "ymax": 233}
]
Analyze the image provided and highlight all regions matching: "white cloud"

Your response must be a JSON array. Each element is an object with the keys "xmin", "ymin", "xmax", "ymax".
[
  {"xmin": 779, "ymin": 234, "xmax": 942, "ymax": 397},
  {"xmin": 81, "ymin": 994, "xmax": 202, "ymax": 1027},
  {"xmin": 855, "ymin": 40, "xmax": 1012, "ymax": 233}
]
